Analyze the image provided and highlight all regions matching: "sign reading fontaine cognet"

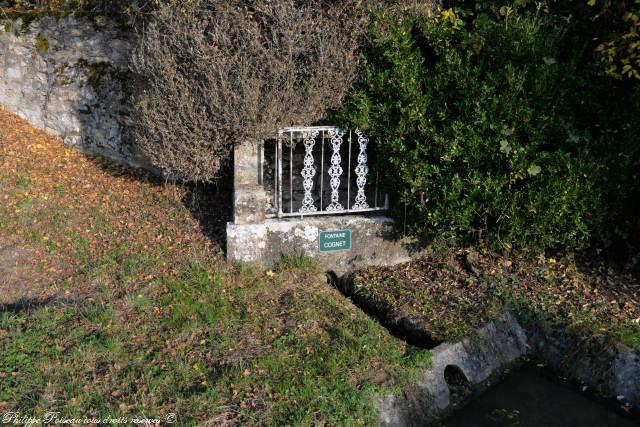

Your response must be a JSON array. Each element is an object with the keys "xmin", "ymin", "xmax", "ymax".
[{"xmin": 319, "ymin": 230, "xmax": 352, "ymax": 252}]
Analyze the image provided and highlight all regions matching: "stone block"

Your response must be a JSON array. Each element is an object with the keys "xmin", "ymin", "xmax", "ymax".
[
  {"xmin": 232, "ymin": 187, "xmax": 267, "ymax": 225},
  {"xmin": 227, "ymin": 215, "xmax": 410, "ymax": 274}
]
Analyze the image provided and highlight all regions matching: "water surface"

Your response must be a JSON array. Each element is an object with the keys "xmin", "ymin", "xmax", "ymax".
[{"xmin": 443, "ymin": 366, "xmax": 638, "ymax": 427}]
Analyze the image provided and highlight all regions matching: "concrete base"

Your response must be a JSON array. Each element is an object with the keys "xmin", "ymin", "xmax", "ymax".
[{"xmin": 226, "ymin": 215, "xmax": 410, "ymax": 274}]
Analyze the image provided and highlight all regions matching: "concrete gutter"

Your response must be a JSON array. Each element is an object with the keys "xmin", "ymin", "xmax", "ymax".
[
  {"xmin": 375, "ymin": 313, "xmax": 640, "ymax": 426},
  {"xmin": 377, "ymin": 313, "xmax": 528, "ymax": 426}
]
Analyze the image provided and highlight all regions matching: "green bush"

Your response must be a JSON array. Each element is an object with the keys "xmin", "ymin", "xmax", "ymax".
[{"xmin": 336, "ymin": 0, "xmax": 640, "ymax": 253}]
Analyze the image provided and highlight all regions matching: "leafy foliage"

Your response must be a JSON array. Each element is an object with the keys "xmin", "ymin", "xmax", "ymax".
[
  {"xmin": 336, "ymin": 0, "xmax": 640, "ymax": 254},
  {"xmin": 588, "ymin": 0, "xmax": 640, "ymax": 80}
]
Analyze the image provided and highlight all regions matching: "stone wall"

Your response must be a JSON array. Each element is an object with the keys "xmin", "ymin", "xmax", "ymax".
[
  {"xmin": 0, "ymin": 14, "xmax": 143, "ymax": 168},
  {"xmin": 375, "ymin": 312, "xmax": 640, "ymax": 426}
]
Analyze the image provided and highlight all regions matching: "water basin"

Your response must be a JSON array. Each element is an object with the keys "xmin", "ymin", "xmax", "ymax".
[{"xmin": 443, "ymin": 366, "xmax": 638, "ymax": 427}]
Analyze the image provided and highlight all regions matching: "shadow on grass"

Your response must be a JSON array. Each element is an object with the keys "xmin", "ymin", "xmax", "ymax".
[
  {"xmin": 181, "ymin": 178, "xmax": 233, "ymax": 252},
  {"xmin": 88, "ymin": 155, "xmax": 233, "ymax": 253},
  {"xmin": 327, "ymin": 271, "xmax": 443, "ymax": 350},
  {"xmin": 0, "ymin": 297, "xmax": 56, "ymax": 313}
]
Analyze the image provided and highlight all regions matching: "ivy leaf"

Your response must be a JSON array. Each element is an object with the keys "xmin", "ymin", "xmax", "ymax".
[
  {"xmin": 499, "ymin": 140, "xmax": 512, "ymax": 154},
  {"xmin": 528, "ymin": 164, "xmax": 542, "ymax": 176}
]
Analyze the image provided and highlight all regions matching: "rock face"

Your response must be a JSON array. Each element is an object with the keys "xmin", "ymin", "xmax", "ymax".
[{"xmin": 0, "ymin": 15, "xmax": 143, "ymax": 168}]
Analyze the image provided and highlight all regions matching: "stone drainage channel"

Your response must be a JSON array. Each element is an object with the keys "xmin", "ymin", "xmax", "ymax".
[{"xmin": 328, "ymin": 273, "xmax": 640, "ymax": 426}]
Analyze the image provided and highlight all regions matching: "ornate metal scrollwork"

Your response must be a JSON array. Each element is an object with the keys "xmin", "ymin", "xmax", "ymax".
[
  {"xmin": 351, "ymin": 130, "xmax": 369, "ymax": 210},
  {"xmin": 271, "ymin": 126, "xmax": 385, "ymax": 218},
  {"xmin": 326, "ymin": 128, "xmax": 345, "ymax": 211},
  {"xmin": 299, "ymin": 129, "xmax": 319, "ymax": 213}
]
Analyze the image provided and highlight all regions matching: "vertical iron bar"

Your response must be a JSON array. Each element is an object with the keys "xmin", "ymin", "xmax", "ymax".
[
  {"xmin": 347, "ymin": 130, "xmax": 352, "ymax": 209},
  {"xmin": 258, "ymin": 142, "xmax": 263, "ymax": 186},
  {"xmin": 278, "ymin": 135, "xmax": 283, "ymax": 217},
  {"xmin": 403, "ymin": 202, "xmax": 407, "ymax": 236},
  {"xmin": 320, "ymin": 131, "xmax": 324, "ymax": 211},
  {"xmin": 290, "ymin": 132, "xmax": 293, "ymax": 214},
  {"xmin": 374, "ymin": 170, "xmax": 379, "ymax": 208},
  {"xmin": 273, "ymin": 140, "xmax": 277, "ymax": 211}
]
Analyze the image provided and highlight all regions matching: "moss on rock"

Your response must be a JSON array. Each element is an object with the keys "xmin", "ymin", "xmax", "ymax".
[
  {"xmin": 35, "ymin": 35, "xmax": 49, "ymax": 54},
  {"xmin": 74, "ymin": 59, "xmax": 129, "ymax": 93}
]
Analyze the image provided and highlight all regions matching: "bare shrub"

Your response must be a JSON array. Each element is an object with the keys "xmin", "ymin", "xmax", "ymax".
[{"xmin": 131, "ymin": 0, "xmax": 371, "ymax": 182}]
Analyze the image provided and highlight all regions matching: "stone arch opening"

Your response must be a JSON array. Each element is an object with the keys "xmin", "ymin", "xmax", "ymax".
[{"xmin": 444, "ymin": 364, "xmax": 471, "ymax": 402}]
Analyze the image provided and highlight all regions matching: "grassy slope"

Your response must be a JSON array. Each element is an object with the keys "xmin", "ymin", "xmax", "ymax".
[
  {"xmin": 0, "ymin": 109, "xmax": 430, "ymax": 425},
  {"xmin": 354, "ymin": 245, "xmax": 640, "ymax": 350}
]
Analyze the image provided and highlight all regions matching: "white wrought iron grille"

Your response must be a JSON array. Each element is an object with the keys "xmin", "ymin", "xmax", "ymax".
[{"xmin": 264, "ymin": 126, "xmax": 388, "ymax": 218}]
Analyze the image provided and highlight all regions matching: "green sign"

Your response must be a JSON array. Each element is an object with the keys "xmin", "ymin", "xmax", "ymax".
[{"xmin": 319, "ymin": 229, "xmax": 352, "ymax": 252}]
